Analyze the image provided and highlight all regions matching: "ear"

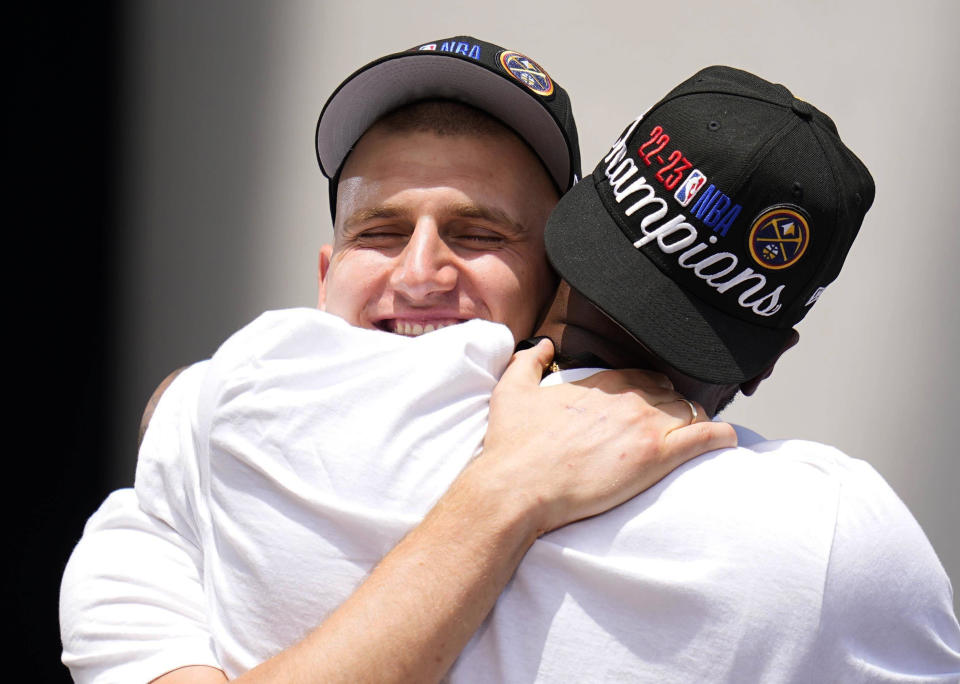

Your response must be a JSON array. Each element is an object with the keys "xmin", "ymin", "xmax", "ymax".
[
  {"xmin": 316, "ymin": 244, "xmax": 333, "ymax": 309},
  {"xmin": 739, "ymin": 329, "xmax": 800, "ymax": 397}
]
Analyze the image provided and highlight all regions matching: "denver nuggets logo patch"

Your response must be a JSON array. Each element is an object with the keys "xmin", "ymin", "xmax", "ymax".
[
  {"xmin": 748, "ymin": 205, "xmax": 810, "ymax": 270},
  {"xmin": 499, "ymin": 51, "xmax": 554, "ymax": 96}
]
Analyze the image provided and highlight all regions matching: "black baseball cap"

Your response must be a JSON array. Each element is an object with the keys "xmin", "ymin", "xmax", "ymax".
[
  {"xmin": 546, "ymin": 66, "xmax": 874, "ymax": 385},
  {"xmin": 316, "ymin": 35, "xmax": 581, "ymax": 219}
]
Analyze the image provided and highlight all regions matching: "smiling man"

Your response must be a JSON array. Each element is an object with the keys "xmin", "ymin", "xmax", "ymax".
[{"xmin": 317, "ymin": 102, "xmax": 558, "ymax": 343}]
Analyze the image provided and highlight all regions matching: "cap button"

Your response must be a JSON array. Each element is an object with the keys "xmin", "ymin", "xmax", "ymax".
[{"xmin": 791, "ymin": 98, "xmax": 814, "ymax": 120}]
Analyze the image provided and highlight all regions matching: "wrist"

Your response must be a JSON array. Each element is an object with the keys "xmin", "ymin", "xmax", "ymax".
[{"xmin": 439, "ymin": 453, "xmax": 545, "ymax": 554}]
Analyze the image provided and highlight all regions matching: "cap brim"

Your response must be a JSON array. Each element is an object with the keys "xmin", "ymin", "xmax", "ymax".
[
  {"xmin": 545, "ymin": 175, "xmax": 796, "ymax": 385},
  {"xmin": 316, "ymin": 53, "xmax": 570, "ymax": 192}
]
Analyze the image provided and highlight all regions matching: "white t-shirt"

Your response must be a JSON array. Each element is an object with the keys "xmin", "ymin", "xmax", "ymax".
[{"xmin": 60, "ymin": 308, "xmax": 960, "ymax": 683}]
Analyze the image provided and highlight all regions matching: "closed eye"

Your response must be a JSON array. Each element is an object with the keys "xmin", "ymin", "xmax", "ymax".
[
  {"xmin": 460, "ymin": 233, "xmax": 503, "ymax": 243},
  {"xmin": 354, "ymin": 227, "xmax": 410, "ymax": 246},
  {"xmin": 450, "ymin": 227, "xmax": 507, "ymax": 247}
]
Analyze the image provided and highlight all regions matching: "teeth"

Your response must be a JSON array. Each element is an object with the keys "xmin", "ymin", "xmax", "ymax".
[{"xmin": 391, "ymin": 320, "xmax": 459, "ymax": 337}]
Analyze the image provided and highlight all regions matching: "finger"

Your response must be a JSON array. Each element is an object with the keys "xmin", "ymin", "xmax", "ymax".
[
  {"xmin": 499, "ymin": 338, "xmax": 555, "ymax": 389},
  {"xmin": 663, "ymin": 419, "xmax": 738, "ymax": 466},
  {"xmin": 652, "ymin": 397, "xmax": 704, "ymax": 427}
]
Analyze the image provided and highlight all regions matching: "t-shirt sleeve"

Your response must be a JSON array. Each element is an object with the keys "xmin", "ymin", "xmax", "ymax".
[
  {"xmin": 59, "ymin": 489, "xmax": 221, "ymax": 684},
  {"xmin": 60, "ymin": 362, "xmax": 221, "ymax": 683},
  {"xmin": 805, "ymin": 456, "xmax": 960, "ymax": 682},
  {"xmin": 135, "ymin": 361, "xmax": 210, "ymax": 548}
]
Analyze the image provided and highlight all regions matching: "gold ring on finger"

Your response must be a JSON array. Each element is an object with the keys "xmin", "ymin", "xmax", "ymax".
[{"xmin": 680, "ymin": 398, "xmax": 698, "ymax": 424}]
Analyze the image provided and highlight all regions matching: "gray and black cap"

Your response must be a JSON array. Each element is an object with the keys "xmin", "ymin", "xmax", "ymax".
[{"xmin": 316, "ymin": 35, "xmax": 581, "ymax": 219}]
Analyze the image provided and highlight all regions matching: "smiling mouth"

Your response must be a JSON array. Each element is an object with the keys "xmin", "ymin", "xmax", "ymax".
[{"xmin": 378, "ymin": 319, "xmax": 466, "ymax": 337}]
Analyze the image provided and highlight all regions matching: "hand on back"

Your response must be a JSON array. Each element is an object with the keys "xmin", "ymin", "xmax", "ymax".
[{"xmin": 477, "ymin": 339, "xmax": 737, "ymax": 536}]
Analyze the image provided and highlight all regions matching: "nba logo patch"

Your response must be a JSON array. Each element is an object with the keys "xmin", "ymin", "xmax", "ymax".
[{"xmin": 674, "ymin": 170, "xmax": 707, "ymax": 207}]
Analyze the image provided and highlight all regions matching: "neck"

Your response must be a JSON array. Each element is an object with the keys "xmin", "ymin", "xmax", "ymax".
[{"xmin": 533, "ymin": 281, "xmax": 738, "ymax": 417}]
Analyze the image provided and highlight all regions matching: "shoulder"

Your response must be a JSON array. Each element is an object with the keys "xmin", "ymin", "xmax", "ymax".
[
  {"xmin": 139, "ymin": 361, "xmax": 211, "ymax": 447},
  {"xmin": 135, "ymin": 308, "xmax": 322, "ymax": 445},
  {"xmin": 134, "ymin": 360, "xmax": 210, "ymax": 521},
  {"xmin": 209, "ymin": 307, "xmax": 351, "ymax": 367},
  {"xmin": 734, "ymin": 435, "xmax": 960, "ymax": 677},
  {"xmin": 726, "ymin": 435, "xmax": 947, "ymax": 579},
  {"xmin": 812, "ymin": 448, "xmax": 960, "ymax": 675},
  {"xmin": 205, "ymin": 311, "xmax": 515, "ymax": 402},
  {"xmin": 139, "ymin": 366, "xmax": 190, "ymax": 446},
  {"xmin": 652, "ymin": 435, "xmax": 953, "ymax": 613}
]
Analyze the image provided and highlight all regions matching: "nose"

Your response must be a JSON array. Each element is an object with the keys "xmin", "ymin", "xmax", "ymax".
[{"xmin": 390, "ymin": 218, "xmax": 458, "ymax": 302}]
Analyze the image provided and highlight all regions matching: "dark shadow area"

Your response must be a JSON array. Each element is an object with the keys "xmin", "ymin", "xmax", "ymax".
[{"xmin": 12, "ymin": 3, "xmax": 121, "ymax": 680}]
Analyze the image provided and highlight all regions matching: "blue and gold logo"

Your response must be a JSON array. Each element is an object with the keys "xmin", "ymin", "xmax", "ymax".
[
  {"xmin": 499, "ymin": 51, "xmax": 554, "ymax": 96},
  {"xmin": 748, "ymin": 205, "xmax": 810, "ymax": 270}
]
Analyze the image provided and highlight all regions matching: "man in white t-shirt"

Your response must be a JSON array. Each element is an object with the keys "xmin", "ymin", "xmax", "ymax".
[{"xmin": 61, "ymin": 52, "xmax": 960, "ymax": 684}]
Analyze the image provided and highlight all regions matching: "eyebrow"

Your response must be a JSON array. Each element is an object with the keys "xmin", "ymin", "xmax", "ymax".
[
  {"xmin": 341, "ymin": 201, "xmax": 529, "ymax": 236},
  {"xmin": 341, "ymin": 205, "xmax": 406, "ymax": 230},
  {"xmin": 448, "ymin": 202, "xmax": 528, "ymax": 236}
]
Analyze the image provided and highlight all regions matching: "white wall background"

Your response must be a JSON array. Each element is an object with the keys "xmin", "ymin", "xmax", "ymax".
[{"xmin": 111, "ymin": 0, "xmax": 959, "ymax": 613}]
